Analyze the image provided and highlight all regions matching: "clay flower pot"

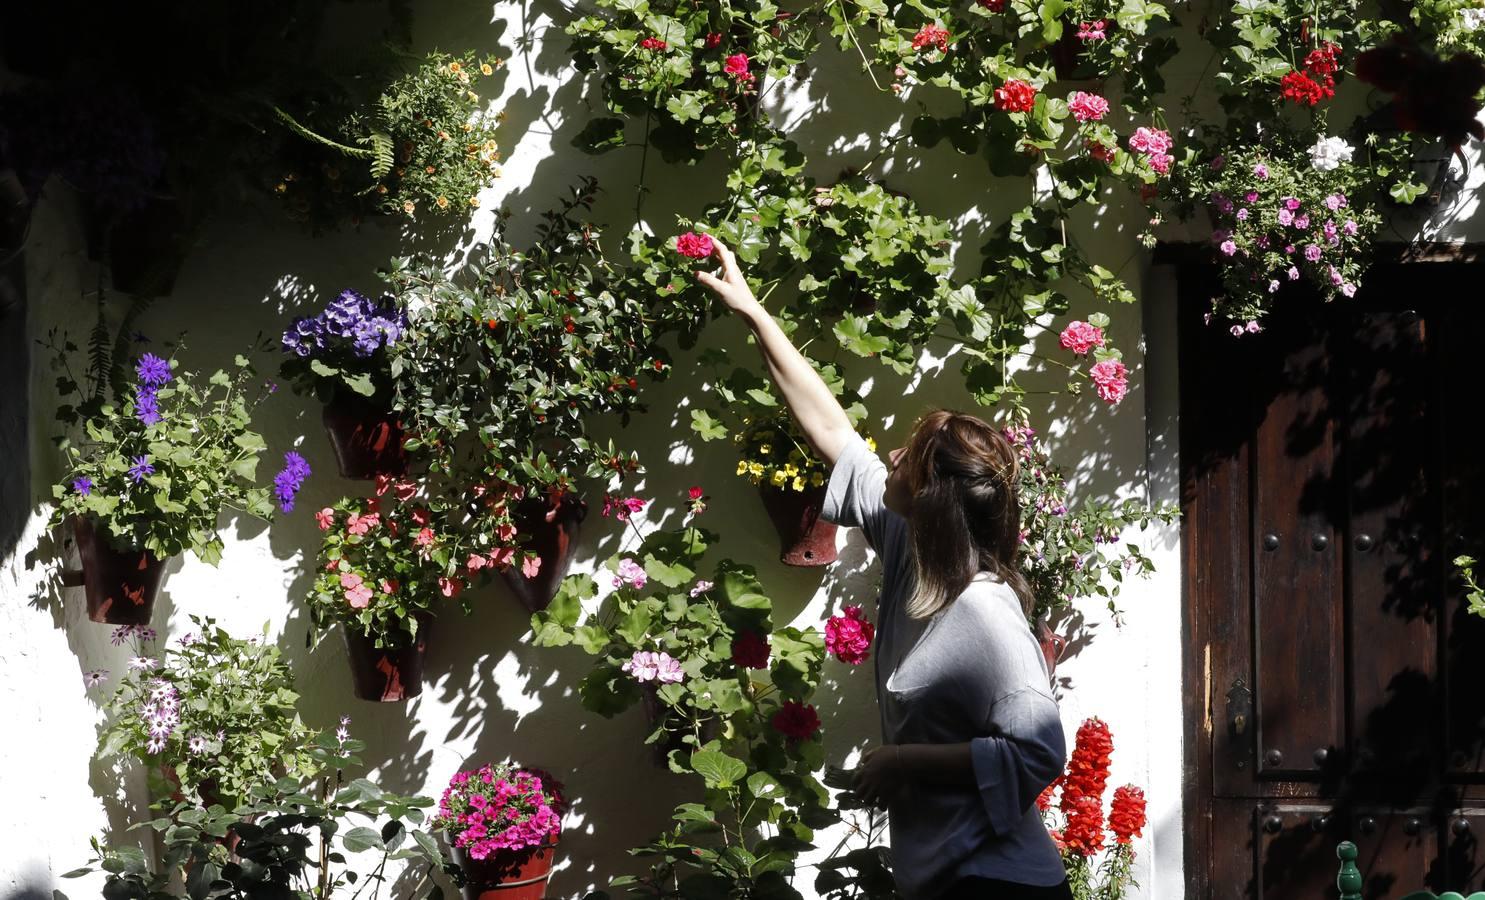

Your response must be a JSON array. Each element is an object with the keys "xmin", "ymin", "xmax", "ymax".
[
  {"xmin": 69, "ymin": 516, "xmax": 168, "ymax": 625},
  {"xmin": 451, "ymin": 836, "xmax": 559, "ymax": 900},
  {"xmin": 498, "ymin": 495, "xmax": 587, "ymax": 613},
  {"xmin": 756, "ymin": 484, "xmax": 838, "ymax": 567},
  {"xmin": 342, "ymin": 615, "xmax": 432, "ymax": 702},
  {"xmin": 321, "ymin": 391, "xmax": 408, "ymax": 480}
]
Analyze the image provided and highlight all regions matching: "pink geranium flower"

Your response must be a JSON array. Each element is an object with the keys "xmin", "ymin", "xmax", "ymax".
[
  {"xmin": 315, "ymin": 507, "xmax": 335, "ymax": 531},
  {"xmin": 1068, "ymin": 91, "xmax": 1109, "ymax": 122},
  {"xmin": 521, "ymin": 554, "xmax": 542, "ymax": 578},
  {"xmin": 1059, "ymin": 321, "xmax": 1105, "ymax": 357},
  {"xmin": 1089, "ymin": 359, "xmax": 1129, "ymax": 405},
  {"xmin": 613, "ymin": 558, "xmax": 648, "ymax": 590},
  {"xmin": 724, "ymin": 53, "xmax": 753, "ymax": 80},
  {"xmin": 676, "ymin": 231, "xmax": 714, "ymax": 259}
]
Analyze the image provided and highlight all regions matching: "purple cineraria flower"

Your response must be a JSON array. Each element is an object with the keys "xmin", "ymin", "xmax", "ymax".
[
  {"xmin": 83, "ymin": 669, "xmax": 109, "ymax": 688},
  {"xmin": 128, "ymin": 456, "xmax": 155, "ymax": 484},
  {"xmin": 135, "ymin": 354, "xmax": 173, "ymax": 387},
  {"xmin": 273, "ymin": 451, "xmax": 312, "ymax": 512},
  {"xmin": 135, "ymin": 386, "xmax": 161, "ymax": 426},
  {"xmin": 1236, "ymin": 208, "xmax": 1250, "ymax": 221},
  {"xmin": 72, "ymin": 476, "xmax": 93, "ymax": 496},
  {"xmin": 177, "ymin": 632, "xmax": 197, "ymax": 647},
  {"xmin": 336, "ymin": 715, "xmax": 351, "ymax": 745}
]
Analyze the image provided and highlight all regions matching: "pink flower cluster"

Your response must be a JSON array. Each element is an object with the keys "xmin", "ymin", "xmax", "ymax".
[
  {"xmin": 1076, "ymin": 19, "xmax": 1106, "ymax": 40},
  {"xmin": 1127, "ymin": 126, "xmax": 1174, "ymax": 175},
  {"xmin": 1058, "ymin": 321, "xmax": 1105, "ymax": 357},
  {"xmin": 825, "ymin": 605, "xmax": 875, "ymax": 665},
  {"xmin": 1068, "ymin": 91, "xmax": 1109, "ymax": 123},
  {"xmin": 613, "ymin": 557, "xmax": 647, "ymax": 589},
  {"xmin": 724, "ymin": 53, "xmax": 753, "ymax": 81},
  {"xmin": 675, "ymin": 231, "xmax": 714, "ymax": 259},
  {"xmin": 622, "ymin": 649, "xmax": 685, "ymax": 683},
  {"xmin": 434, "ymin": 764, "xmax": 566, "ymax": 860},
  {"xmin": 602, "ymin": 494, "xmax": 648, "ymax": 521},
  {"xmin": 1089, "ymin": 360, "xmax": 1128, "ymax": 405}
]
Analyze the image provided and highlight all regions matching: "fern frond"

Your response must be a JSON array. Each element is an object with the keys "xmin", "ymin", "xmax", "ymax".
[
  {"xmin": 87, "ymin": 295, "xmax": 111, "ymax": 402},
  {"xmin": 368, "ymin": 131, "xmax": 395, "ymax": 181},
  {"xmin": 271, "ymin": 106, "xmax": 376, "ymax": 159}
]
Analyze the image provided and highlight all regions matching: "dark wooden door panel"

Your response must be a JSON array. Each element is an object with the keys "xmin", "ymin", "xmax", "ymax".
[
  {"xmin": 1443, "ymin": 810, "xmax": 1485, "ymax": 889},
  {"xmin": 1250, "ymin": 320, "xmax": 1343, "ymax": 780}
]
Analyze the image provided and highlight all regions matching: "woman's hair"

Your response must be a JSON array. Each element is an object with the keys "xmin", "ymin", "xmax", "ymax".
[{"xmin": 897, "ymin": 409, "xmax": 1033, "ymax": 619}]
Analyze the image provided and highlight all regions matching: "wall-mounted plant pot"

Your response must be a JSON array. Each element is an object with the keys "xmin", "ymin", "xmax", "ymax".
[
  {"xmin": 450, "ymin": 834, "xmax": 559, "ymax": 900},
  {"xmin": 68, "ymin": 516, "xmax": 168, "ymax": 625},
  {"xmin": 342, "ymin": 614, "xmax": 432, "ymax": 702},
  {"xmin": 756, "ymin": 484, "xmax": 837, "ymax": 567},
  {"xmin": 108, "ymin": 194, "xmax": 193, "ymax": 298},
  {"xmin": 498, "ymin": 495, "xmax": 587, "ymax": 613},
  {"xmin": 640, "ymin": 688, "xmax": 720, "ymax": 768},
  {"xmin": 321, "ymin": 391, "xmax": 408, "ymax": 480}
]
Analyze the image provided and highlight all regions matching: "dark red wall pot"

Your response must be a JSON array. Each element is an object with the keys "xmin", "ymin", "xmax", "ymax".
[
  {"xmin": 342, "ymin": 615, "xmax": 432, "ymax": 702},
  {"xmin": 450, "ymin": 837, "xmax": 558, "ymax": 900},
  {"xmin": 498, "ymin": 496, "xmax": 586, "ymax": 613},
  {"xmin": 756, "ymin": 484, "xmax": 838, "ymax": 567},
  {"xmin": 70, "ymin": 516, "xmax": 167, "ymax": 625},
  {"xmin": 321, "ymin": 392, "xmax": 408, "ymax": 480}
]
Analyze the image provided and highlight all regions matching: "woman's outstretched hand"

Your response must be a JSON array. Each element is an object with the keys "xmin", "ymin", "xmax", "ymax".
[{"xmin": 694, "ymin": 237, "xmax": 760, "ymax": 314}]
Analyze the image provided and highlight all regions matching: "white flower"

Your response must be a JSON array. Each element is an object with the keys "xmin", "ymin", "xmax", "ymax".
[
  {"xmin": 1461, "ymin": 7, "xmax": 1485, "ymax": 31},
  {"xmin": 1309, "ymin": 136, "xmax": 1355, "ymax": 172}
]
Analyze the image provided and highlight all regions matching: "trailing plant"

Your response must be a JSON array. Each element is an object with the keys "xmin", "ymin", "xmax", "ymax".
[
  {"xmin": 44, "ymin": 332, "xmax": 276, "ymax": 562},
  {"xmin": 1165, "ymin": 129, "xmax": 1383, "ymax": 328},
  {"xmin": 1003, "ymin": 418, "xmax": 1176, "ymax": 621},
  {"xmin": 566, "ymin": 0, "xmax": 814, "ymax": 163},
  {"xmin": 432, "ymin": 763, "xmax": 566, "ymax": 858},
  {"xmin": 531, "ymin": 506, "xmax": 839, "ymax": 897},
  {"xmin": 271, "ymin": 50, "xmax": 507, "ymax": 226},
  {"xmin": 94, "ymin": 617, "xmax": 322, "ymax": 810},
  {"xmin": 279, "ymin": 288, "xmax": 409, "ymax": 403},
  {"xmin": 1457, "ymin": 555, "xmax": 1485, "ymax": 618},
  {"xmin": 68, "ymin": 726, "xmax": 450, "ymax": 900},
  {"xmin": 1036, "ymin": 717, "xmax": 1147, "ymax": 900}
]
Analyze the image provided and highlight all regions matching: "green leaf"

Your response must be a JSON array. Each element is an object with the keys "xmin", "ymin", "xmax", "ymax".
[
  {"xmin": 747, "ymin": 771, "xmax": 784, "ymax": 799},
  {"xmin": 690, "ymin": 409, "xmax": 728, "ymax": 441},
  {"xmin": 689, "ymin": 749, "xmax": 747, "ymax": 789},
  {"xmin": 342, "ymin": 826, "xmax": 385, "ymax": 853},
  {"xmin": 344, "ymin": 373, "xmax": 377, "ymax": 397},
  {"xmin": 309, "ymin": 359, "xmax": 340, "ymax": 379}
]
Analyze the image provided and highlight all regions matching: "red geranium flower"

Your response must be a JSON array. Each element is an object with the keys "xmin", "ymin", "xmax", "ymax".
[
  {"xmin": 771, "ymin": 700, "xmax": 821, "ymax": 741},
  {"xmin": 911, "ymin": 24, "xmax": 950, "ymax": 53},
  {"xmin": 639, "ymin": 36, "xmax": 668, "ymax": 51},
  {"xmin": 1279, "ymin": 70, "xmax": 1333, "ymax": 105},
  {"xmin": 994, "ymin": 79, "xmax": 1038, "ymax": 112},
  {"xmin": 731, "ymin": 631, "xmax": 771, "ymax": 669}
]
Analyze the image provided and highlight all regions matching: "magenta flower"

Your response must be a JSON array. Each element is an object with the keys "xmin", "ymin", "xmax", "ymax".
[
  {"xmin": 1068, "ymin": 91, "xmax": 1110, "ymax": 122},
  {"xmin": 1058, "ymin": 321, "xmax": 1105, "ymax": 357},
  {"xmin": 1219, "ymin": 239, "xmax": 1237, "ymax": 256},
  {"xmin": 1283, "ymin": 197, "xmax": 1301, "ymax": 210},
  {"xmin": 675, "ymin": 231, "xmax": 714, "ymax": 259},
  {"xmin": 1304, "ymin": 244, "xmax": 1322, "ymax": 261},
  {"xmin": 1277, "ymin": 209, "xmax": 1294, "ymax": 226},
  {"xmin": 1294, "ymin": 214, "xmax": 1310, "ymax": 230},
  {"xmin": 825, "ymin": 606, "xmax": 875, "ymax": 665},
  {"xmin": 1089, "ymin": 359, "xmax": 1129, "ymax": 405},
  {"xmin": 1253, "ymin": 163, "xmax": 1269, "ymax": 179},
  {"xmin": 1287, "ymin": 266, "xmax": 1300, "ymax": 280}
]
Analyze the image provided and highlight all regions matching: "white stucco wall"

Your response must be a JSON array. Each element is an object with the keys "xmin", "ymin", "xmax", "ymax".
[{"xmin": 8, "ymin": 8, "xmax": 1485, "ymax": 900}]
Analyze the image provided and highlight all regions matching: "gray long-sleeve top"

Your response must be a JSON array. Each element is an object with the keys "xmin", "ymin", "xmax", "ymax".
[{"xmin": 822, "ymin": 433, "xmax": 1068, "ymax": 898}]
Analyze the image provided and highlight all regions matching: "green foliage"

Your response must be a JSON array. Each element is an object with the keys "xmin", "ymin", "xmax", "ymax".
[
  {"xmin": 1458, "ymin": 555, "xmax": 1485, "ymax": 619},
  {"xmin": 68, "ymin": 756, "xmax": 448, "ymax": 900},
  {"xmin": 45, "ymin": 337, "xmax": 275, "ymax": 562},
  {"xmin": 95, "ymin": 616, "xmax": 322, "ymax": 811}
]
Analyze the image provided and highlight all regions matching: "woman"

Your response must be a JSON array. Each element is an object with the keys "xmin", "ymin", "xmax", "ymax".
[{"xmin": 696, "ymin": 239, "xmax": 1071, "ymax": 900}]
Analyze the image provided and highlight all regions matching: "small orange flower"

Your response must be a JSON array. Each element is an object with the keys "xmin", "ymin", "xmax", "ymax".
[
  {"xmin": 376, "ymin": 185, "xmax": 389, "ymax": 195},
  {"xmin": 425, "ymin": 165, "xmax": 436, "ymax": 174},
  {"xmin": 480, "ymin": 62, "xmax": 494, "ymax": 75},
  {"xmin": 436, "ymin": 196, "xmax": 450, "ymax": 209},
  {"xmin": 448, "ymin": 61, "xmax": 462, "ymax": 74},
  {"xmin": 403, "ymin": 200, "xmax": 416, "ymax": 215},
  {"xmin": 468, "ymin": 197, "xmax": 480, "ymax": 207},
  {"xmin": 462, "ymin": 122, "xmax": 474, "ymax": 132},
  {"xmin": 274, "ymin": 182, "xmax": 287, "ymax": 194}
]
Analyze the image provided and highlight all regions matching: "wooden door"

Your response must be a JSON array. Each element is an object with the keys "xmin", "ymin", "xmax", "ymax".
[{"xmin": 1177, "ymin": 256, "xmax": 1485, "ymax": 899}]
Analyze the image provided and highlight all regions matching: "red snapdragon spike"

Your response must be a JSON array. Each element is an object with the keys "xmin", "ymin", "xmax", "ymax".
[{"xmin": 1109, "ymin": 784, "xmax": 1148, "ymax": 844}]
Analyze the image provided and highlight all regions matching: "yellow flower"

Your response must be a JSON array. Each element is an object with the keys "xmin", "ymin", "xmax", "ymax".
[
  {"xmin": 736, "ymin": 460, "xmax": 748, "ymax": 475},
  {"xmin": 467, "ymin": 91, "xmax": 479, "ymax": 102},
  {"xmin": 462, "ymin": 122, "xmax": 474, "ymax": 133},
  {"xmin": 865, "ymin": 437, "xmax": 877, "ymax": 451},
  {"xmin": 783, "ymin": 464, "xmax": 799, "ymax": 477},
  {"xmin": 274, "ymin": 182, "xmax": 287, "ymax": 194},
  {"xmin": 468, "ymin": 196, "xmax": 480, "ymax": 207},
  {"xmin": 480, "ymin": 63, "xmax": 494, "ymax": 76},
  {"xmin": 810, "ymin": 471, "xmax": 825, "ymax": 486},
  {"xmin": 758, "ymin": 443, "xmax": 772, "ymax": 456},
  {"xmin": 436, "ymin": 196, "xmax": 450, "ymax": 209},
  {"xmin": 448, "ymin": 61, "xmax": 463, "ymax": 74},
  {"xmin": 770, "ymin": 470, "xmax": 788, "ymax": 487},
  {"xmin": 491, "ymin": 166, "xmax": 503, "ymax": 178},
  {"xmin": 748, "ymin": 462, "xmax": 764, "ymax": 477},
  {"xmin": 484, "ymin": 140, "xmax": 498, "ymax": 151},
  {"xmin": 792, "ymin": 476, "xmax": 806, "ymax": 491}
]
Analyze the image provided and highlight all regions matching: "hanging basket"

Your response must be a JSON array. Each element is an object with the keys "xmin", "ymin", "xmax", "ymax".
[
  {"xmin": 498, "ymin": 495, "xmax": 587, "ymax": 613},
  {"xmin": 342, "ymin": 615, "xmax": 432, "ymax": 702},
  {"xmin": 756, "ymin": 484, "xmax": 838, "ymax": 567},
  {"xmin": 321, "ymin": 391, "xmax": 408, "ymax": 480},
  {"xmin": 450, "ymin": 835, "xmax": 559, "ymax": 900},
  {"xmin": 67, "ymin": 516, "xmax": 168, "ymax": 625}
]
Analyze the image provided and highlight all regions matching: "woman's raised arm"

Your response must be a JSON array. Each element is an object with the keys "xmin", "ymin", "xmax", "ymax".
[{"xmin": 694, "ymin": 237, "xmax": 855, "ymax": 466}]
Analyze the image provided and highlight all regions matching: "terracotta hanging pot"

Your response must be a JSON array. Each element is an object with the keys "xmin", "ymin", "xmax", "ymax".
[
  {"xmin": 450, "ymin": 834, "xmax": 559, "ymax": 900},
  {"xmin": 756, "ymin": 484, "xmax": 837, "ymax": 567},
  {"xmin": 342, "ymin": 614, "xmax": 432, "ymax": 702},
  {"xmin": 107, "ymin": 194, "xmax": 193, "ymax": 298},
  {"xmin": 498, "ymin": 495, "xmax": 587, "ymax": 613},
  {"xmin": 68, "ymin": 516, "xmax": 168, "ymax": 625},
  {"xmin": 321, "ymin": 391, "xmax": 408, "ymax": 480}
]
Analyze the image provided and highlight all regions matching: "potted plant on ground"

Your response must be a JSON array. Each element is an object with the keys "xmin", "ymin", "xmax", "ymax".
[
  {"xmin": 45, "ymin": 333, "xmax": 277, "ymax": 623},
  {"xmin": 70, "ymin": 724, "xmax": 450, "ymax": 900},
  {"xmin": 432, "ymin": 763, "xmax": 567, "ymax": 900},
  {"xmin": 93, "ymin": 616, "xmax": 323, "ymax": 815},
  {"xmin": 281, "ymin": 288, "xmax": 410, "ymax": 479}
]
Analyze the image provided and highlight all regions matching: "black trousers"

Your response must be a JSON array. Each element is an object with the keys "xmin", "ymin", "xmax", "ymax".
[{"xmin": 940, "ymin": 877, "xmax": 1076, "ymax": 899}]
